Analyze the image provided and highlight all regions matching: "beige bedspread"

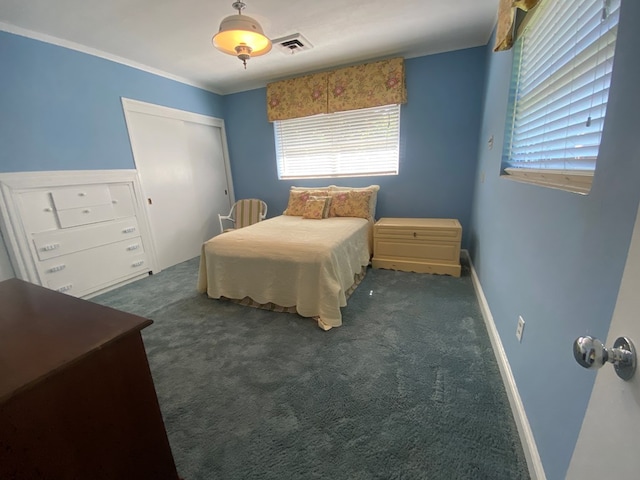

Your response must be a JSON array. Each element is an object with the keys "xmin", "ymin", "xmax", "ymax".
[{"xmin": 197, "ymin": 215, "xmax": 371, "ymax": 330}]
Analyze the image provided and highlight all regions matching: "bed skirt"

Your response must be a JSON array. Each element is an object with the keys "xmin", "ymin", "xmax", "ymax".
[{"xmin": 220, "ymin": 265, "xmax": 368, "ymax": 330}]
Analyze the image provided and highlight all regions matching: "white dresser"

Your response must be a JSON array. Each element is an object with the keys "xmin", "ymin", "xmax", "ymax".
[{"xmin": 0, "ymin": 170, "xmax": 157, "ymax": 298}]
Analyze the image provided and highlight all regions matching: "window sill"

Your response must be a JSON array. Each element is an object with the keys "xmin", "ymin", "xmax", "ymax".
[{"xmin": 502, "ymin": 167, "xmax": 593, "ymax": 195}]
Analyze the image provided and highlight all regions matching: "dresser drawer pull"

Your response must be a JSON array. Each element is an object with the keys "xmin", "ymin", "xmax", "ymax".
[
  {"xmin": 413, "ymin": 232, "xmax": 417, "ymax": 237},
  {"xmin": 78, "ymin": 192, "xmax": 87, "ymax": 197},
  {"xmin": 56, "ymin": 283, "xmax": 73, "ymax": 293},
  {"xmin": 127, "ymin": 244, "xmax": 140, "ymax": 251},
  {"xmin": 82, "ymin": 209, "xmax": 91, "ymax": 213},
  {"xmin": 122, "ymin": 227, "xmax": 136, "ymax": 234},
  {"xmin": 44, "ymin": 207, "xmax": 53, "ymax": 212},
  {"xmin": 42, "ymin": 243, "xmax": 60, "ymax": 251},
  {"xmin": 48, "ymin": 264, "xmax": 66, "ymax": 273},
  {"xmin": 131, "ymin": 260, "xmax": 145, "ymax": 268}
]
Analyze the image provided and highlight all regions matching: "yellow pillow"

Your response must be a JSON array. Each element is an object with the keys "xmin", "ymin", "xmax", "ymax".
[
  {"xmin": 303, "ymin": 197, "xmax": 329, "ymax": 219},
  {"xmin": 329, "ymin": 190, "xmax": 373, "ymax": 219},
  {"xmin": 329, "ymin": 185, "xmax": 380, "ymax": 218},
  {"xmin": 283, "ymin": 190, "xmax": 328, "ymax": 216}
]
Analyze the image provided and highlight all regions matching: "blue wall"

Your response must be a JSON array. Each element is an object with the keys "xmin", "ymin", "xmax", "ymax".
[
  {"xmin": 469, "ymin": 1, "xmax": 640, "ymax": 478},
  {"xmin": 0, "ymin": 31, "xmax": 485, "ymax": 249},
  {"xmin": 223, "ymin": 48, "xmax": 487, "ymax": 248},
  {"xmin": 0, "ymin": 31, "xmax": 224, "ymax": 172}
]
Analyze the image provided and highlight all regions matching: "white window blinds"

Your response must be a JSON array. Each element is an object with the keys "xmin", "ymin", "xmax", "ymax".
[
  {"xmin": 274, "ymin": 104, "xmax": 400, "ymax": 180},
  {"xmin": 504, "ymin": 0, "xmax": 620, "ymax": 171}
]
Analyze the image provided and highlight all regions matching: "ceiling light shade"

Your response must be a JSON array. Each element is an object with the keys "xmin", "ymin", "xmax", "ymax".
[{"xmin": 213, "ymin": 1, "xmax": 272, "ymax": 69}]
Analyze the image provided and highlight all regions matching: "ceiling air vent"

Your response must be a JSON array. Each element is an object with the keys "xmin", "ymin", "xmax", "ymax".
[{"xmin": 272, "ymin": 34, "xmax": 313, "ymax": 55}]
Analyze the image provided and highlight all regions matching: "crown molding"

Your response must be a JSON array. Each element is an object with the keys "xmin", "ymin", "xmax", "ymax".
[{"xmin": 0, "ymin": 21, "xmax": 223, "ymax": 95}]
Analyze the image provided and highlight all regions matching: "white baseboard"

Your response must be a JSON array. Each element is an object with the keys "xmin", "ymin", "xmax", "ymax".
[{"xmin": 462, "ymin": 250, "xmax": 546, "ymax": 480}]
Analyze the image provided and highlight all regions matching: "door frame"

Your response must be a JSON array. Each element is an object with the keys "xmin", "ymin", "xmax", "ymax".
[{"xmin": 121, "ymin": 98, "xmax": 235, "ymax": 271}]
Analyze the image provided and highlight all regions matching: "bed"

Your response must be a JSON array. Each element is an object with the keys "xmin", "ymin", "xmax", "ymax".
[{"xmin": 197, "ymin": 185, "xmax": 379, "ymax": 330}]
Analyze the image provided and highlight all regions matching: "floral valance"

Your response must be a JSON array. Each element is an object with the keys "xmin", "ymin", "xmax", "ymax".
[
  {"xmin": 494, "ymin": 0, "xmax": 540, "ymax": 52},
  {"xmin": 266, "ymin": 73, "xmax": 328, "ymax": 122},
  {"xmin": 267, "ymin": 57, "xmax": 406, "ymax": 122},
  {"xmin": 327, "ymin": 57, "xmax": 406, "ymax": 113}
]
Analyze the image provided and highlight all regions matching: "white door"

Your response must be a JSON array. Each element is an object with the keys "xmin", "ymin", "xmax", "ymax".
[
  {"xmin": 122, "ymin": 99, "xmax": 234, "ymax": 271},
  {"xmin": 566, "ymin": 203, "xmax": 640, "ymax": 477},
  {"xmin": 185, "ymin": 121, "xmax": 232, "ymax": 245}
]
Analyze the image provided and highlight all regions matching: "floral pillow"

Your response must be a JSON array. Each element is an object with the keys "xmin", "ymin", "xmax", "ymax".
[
  {"xmin": 303, "ymin": 196, "xmax": 330, "ymax": 219},
  {"xmin": 329, "ymin": 190, "xmax": 373, "ymax": 219},
  {"xmin": 283, "ymin": 190, "xmax": 328, "ymax": 216},
  {"xmin": 329, "ymin": 185, "xmax": 379, "ymax": 218}
]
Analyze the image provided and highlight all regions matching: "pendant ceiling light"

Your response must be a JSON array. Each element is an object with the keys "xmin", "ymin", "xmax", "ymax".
[{"xmin": 213, "ymin": 1, "xmax": 272, "ymax": 69}]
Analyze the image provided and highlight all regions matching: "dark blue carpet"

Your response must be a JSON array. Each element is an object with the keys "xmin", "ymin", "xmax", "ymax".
[{"xmin": 93, "ymin": 257, "xmax": 529, "ymax": 480}]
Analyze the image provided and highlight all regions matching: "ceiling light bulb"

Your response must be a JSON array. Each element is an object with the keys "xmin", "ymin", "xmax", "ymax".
[
  {"xmin": 234, "ymin": 44, "xmax": 252, "ymax": 69},
  {"xmin": 212, "ymin": 1, "xmax": 272, "ymax": 69}
]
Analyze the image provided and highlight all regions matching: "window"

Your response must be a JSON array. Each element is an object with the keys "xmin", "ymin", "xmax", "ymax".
[
  {"xmin": 274, "ymin": 104, "xmax": 400, "ymax": 180},
  {"xmin": 502, "ymin": 0, "xmax": 620, "ymax": 193}
]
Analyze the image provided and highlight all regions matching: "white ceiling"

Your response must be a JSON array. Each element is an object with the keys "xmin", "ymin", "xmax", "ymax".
[{"xmin": 0, "ymin": 0, "xmax": 499, "ymax": 95}]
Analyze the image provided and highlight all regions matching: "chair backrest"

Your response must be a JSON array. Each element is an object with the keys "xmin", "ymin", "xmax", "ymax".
[{"xmin": 234, "ymin": 199, "xmax": 267, "ymax": 228}]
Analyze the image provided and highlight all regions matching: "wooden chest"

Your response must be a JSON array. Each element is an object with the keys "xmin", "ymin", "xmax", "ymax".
[{"xmin": 372, "ymin": 218, "xmax": 462, "ymax": 276}]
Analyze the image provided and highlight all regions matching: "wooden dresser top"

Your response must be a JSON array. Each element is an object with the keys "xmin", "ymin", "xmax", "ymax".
[{"xmin": 0, "ymin": 278, "xmax": 152, "ymax": 403}]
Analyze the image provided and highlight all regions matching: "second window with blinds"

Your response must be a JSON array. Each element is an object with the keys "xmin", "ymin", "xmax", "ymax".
[
  {"xmin": 502, "ymin": 0, "xmax": 620, "ymax": 194},
  {"xmin": 274, "ymin": 104, "xmax": 400, "ymax": 180}
]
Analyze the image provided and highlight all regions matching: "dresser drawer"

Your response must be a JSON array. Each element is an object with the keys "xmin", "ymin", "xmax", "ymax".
[
  {"xmin": 374, "ymin": 238, "xmax": 460, "ymax": 264},
  {"xmin": 33, "ymin": 217, "xmax": 142, "ymax": 261},
  {"xmin": 374, "ymin": 226, "xmax": 461, "ymax": 241},
  {"xmin": 56, "ymin": 203, "xmax": 115, "ymax": 228},
  {"xmin": 371, "ymin": 257, "xmax": 461, "ymax": 276},
  {"xmin": 51, "ymin": 185, "xmax": 112, "ymax": 210},
  {"xmin": 109, "ymin": 184, "xmax": 136, "ymax": 219},
  {"xmin": 40, "ymin": 237, "xmax": 149, "ymax": 297},
  {"xmin": 17, "ymin": 190, "xmax": 58, "ymax": 233},
  {"xmin": 374, "ymin": 218, "xmax": 461, "ymax": 240}
]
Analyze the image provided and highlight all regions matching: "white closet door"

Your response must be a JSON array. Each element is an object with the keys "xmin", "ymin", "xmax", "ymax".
[
  {"xmin": 186, "ymin": 121, "xmax": 231, "ymax": 243},
  {"xmin": 123, "ymin": 101, "xmax": 233, "ymax": 271}
]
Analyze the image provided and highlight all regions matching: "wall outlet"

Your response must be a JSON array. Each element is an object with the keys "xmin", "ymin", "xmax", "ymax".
[{"xmin": 516, "ymin": 315, "xmax": 525, "ymax": 342}]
